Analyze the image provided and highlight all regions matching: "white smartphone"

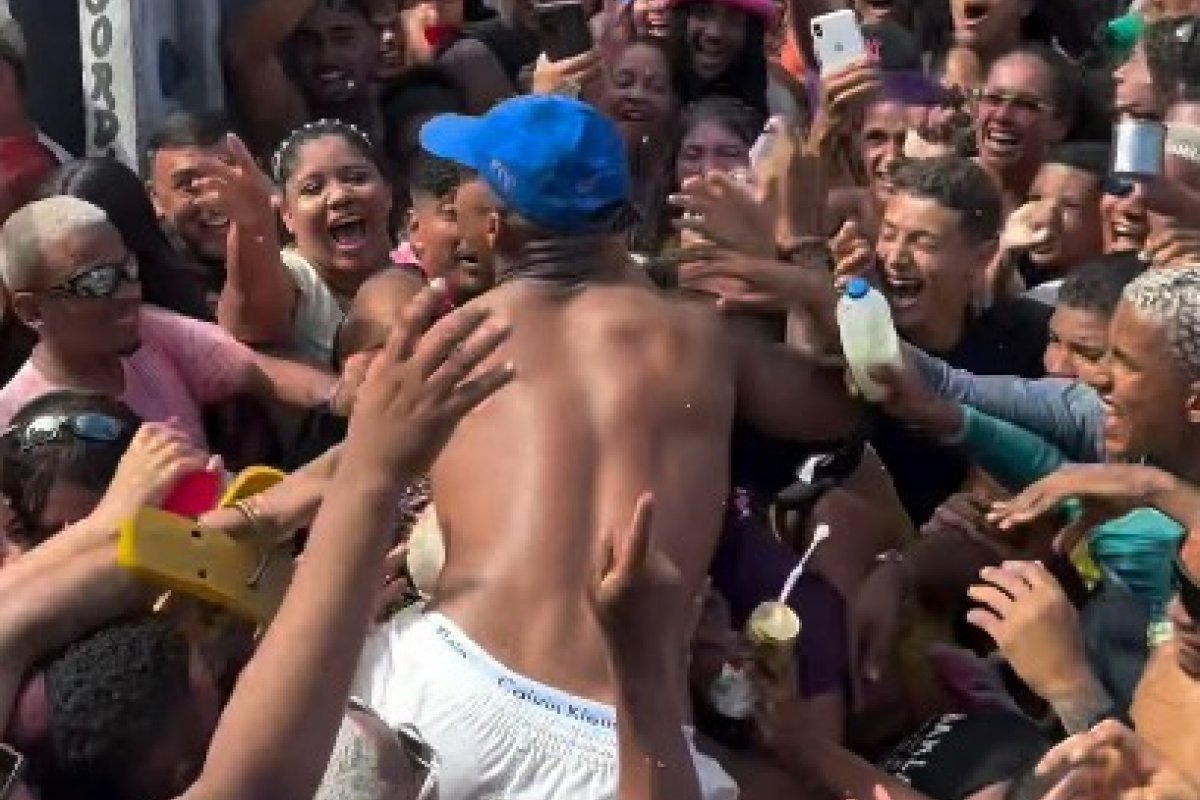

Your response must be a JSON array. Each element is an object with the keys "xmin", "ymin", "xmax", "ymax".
[{"xmin": 811, "ymin": 9, "xmax": 867, "ymax": 74}]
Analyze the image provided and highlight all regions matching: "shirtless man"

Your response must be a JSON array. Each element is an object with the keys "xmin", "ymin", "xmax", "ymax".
[{"xmin": 357, "ymin": 95, "xmax": 857, "ymax": 798}]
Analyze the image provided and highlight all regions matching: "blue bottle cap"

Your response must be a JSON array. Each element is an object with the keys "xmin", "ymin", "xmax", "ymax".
[{"xmin": 846, "ymin": 277, "xmax": 871, "ymax": 299}]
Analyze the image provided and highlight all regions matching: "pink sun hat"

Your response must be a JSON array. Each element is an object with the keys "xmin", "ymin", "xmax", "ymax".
[{"xmin": 669, "ymin": 0, "xmax": 778, "ymax": 23}]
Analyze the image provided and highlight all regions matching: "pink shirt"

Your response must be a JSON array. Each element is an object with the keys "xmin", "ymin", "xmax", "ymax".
[{"xmin": 0, "ymin": 307, "xmax": 257, "ymax": 447}]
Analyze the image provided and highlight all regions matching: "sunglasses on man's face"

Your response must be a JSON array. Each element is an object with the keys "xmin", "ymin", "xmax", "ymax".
[
  {"xmin": 5, "ymin": 411, "xmax": 130, "ymax": 453},
  {"xmin": 44, "ymin": 256, "xmax": 139, "ymax": 300}
]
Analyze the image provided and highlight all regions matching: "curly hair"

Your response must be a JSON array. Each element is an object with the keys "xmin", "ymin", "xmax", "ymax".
[{"xmin": 36, "ymin": 616, "xmax": 193, "ymax": 800}]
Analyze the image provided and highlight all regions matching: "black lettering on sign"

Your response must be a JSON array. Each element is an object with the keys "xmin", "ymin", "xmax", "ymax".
[{"xmin": 84, "ymin": 0, "xmax": 118, "ymax": 156}]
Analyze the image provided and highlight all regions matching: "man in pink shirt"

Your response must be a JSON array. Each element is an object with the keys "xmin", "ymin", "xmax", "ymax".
[{"xmin": 0, "ymin": 196, "xmax": 335, "ymax": 448}]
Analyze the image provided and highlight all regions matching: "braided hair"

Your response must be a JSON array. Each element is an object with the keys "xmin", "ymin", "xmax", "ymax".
[{"xmin": 271, "ymin": 118, "xmax": 378, "ymax": 188}]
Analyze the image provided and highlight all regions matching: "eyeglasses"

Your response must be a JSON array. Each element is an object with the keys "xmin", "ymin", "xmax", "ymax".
[
  {"xmin": 5, "ymin": 411, "xmax": 130, "ymax": 452},
  {"xmin": 44, "ymin": 256, "xmax": 139, "ymax": 300},
  {"xmin": 1102, "ymin": 176, "xmax": 1137, "ymax": 198},
  {"xmin": 0, "ymin": 743, "xmax": 24, "ymax": 800},
  {"xmin": 974, "ymin": 89, "xmax": 1055, "ymax": 116}
]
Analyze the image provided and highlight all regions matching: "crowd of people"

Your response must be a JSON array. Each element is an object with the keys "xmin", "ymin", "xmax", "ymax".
[{"xmin": 0, "ymin": 0, "xmax": 1199, "ymax": 797}]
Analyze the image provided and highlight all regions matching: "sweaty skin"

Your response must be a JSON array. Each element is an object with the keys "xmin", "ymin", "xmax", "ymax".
[{"xmin": 430, "ymin": 267, "xmax": 853, "ymax": 708}]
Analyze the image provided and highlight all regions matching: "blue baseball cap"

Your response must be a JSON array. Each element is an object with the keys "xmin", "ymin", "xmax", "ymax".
[{"xmin": 420, "ymin": 95, "xmax": 631, "ymax": 235}]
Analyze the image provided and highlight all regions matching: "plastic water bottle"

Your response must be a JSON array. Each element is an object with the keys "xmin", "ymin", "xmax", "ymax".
[{"xmin": 837, "ymin": 277, "xmax": 904, "ymax": 402}]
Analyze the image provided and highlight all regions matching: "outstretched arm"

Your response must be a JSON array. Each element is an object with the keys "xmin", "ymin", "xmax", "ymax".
[
  {"xmin": 905, "ymin": 343, "xmax": 1104, "ymax": 463},
  {"xmin": 590, "ymin": 494, "xmax": 703, "ymax": 800},
  {"xmin": 732, "ymin": 316, "xmax": 861, "ymax": 445},
  {"xmin": 182, "ymin": 285, "xmax": 513, "ymax": 800},
  {"xmin": 223, "ymin": 0, "xmax": 314, "ymax": 154},
  {"xmin": 0, "ymin": 424, "xmax": 212, "ymax": 730},
  {"xmin": 195, "ymin": 136, "xmax": 298, "ymax": 345}
]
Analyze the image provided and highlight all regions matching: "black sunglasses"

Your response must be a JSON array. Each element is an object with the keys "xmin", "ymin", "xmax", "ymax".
[
  {"xmin": 44, "ymin": 256, "xmax": 139, "ymax": 300},
  {"xmin": 5, "ymin": 411, "xmax": 130, "ymax": 453},
  {"xmin": 1102, "ymin": 176, "xmax": 1136, "ymax": 198}
]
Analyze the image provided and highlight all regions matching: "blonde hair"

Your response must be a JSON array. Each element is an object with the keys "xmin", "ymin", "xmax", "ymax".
[{"xmin": 0, "ymin": 196, "xmax": 111, "ymax": 292}]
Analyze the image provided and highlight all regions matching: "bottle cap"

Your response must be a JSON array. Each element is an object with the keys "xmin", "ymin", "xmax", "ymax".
[
  {"xmin": 846, "ymin": 277, "xmax": 871, "ymax": 299},
  {"xmin": 1102, "ymin": 13, "xmax": 1143, "ymax": 61}
]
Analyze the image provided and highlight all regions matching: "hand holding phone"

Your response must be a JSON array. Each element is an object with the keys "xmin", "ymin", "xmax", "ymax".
[
  {"xmin": 810, "ymin": 9, "xmax": 867, "ymax": 74},
  {"xmin": 534, "ymin": 0, "xmax": 595, "ymax": 62}
]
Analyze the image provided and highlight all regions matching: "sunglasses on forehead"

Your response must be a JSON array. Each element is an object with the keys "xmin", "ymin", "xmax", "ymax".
[
  {"xmin": 44, "ymin": 255, "xmax": 139, "ymax": 300},
  {"xmin": 3, "ymin": 411, "xmax": 130, "ymax": 453}
]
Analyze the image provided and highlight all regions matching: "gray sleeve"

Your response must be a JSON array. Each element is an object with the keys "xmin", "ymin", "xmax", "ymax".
[{"xmin": 904, "ymin": 343, "xmax": 1106, "ymax": 463}]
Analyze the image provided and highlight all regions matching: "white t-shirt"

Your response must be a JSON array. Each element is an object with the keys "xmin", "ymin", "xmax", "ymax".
[{"xmin": 281, "ymin": 249, "xmax": 348, "ymax": 368}]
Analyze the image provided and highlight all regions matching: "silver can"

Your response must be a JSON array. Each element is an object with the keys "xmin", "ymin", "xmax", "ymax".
[{"xmin": 1112, "ymin": 118, "xmax": 1167, "ymax": 180}]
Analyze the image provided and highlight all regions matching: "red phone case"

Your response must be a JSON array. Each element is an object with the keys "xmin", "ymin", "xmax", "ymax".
[{"xmin": 161, "ymin": 471, "xmax": 223, "ymax": 519}]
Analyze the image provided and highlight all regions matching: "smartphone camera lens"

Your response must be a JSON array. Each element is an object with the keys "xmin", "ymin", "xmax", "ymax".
[{"xmin": 813, "ymin": 22, "xmax": 822, "ymax": 36}]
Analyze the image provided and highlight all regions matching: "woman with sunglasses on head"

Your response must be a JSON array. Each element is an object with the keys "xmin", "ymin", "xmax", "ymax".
[
  {"xmin": 0, "ymin": 391, "xmax": 142, "ymax": 553},
  {"xmin": 0, "ymin": 196, "xmax": 336, "ymax": 454}
]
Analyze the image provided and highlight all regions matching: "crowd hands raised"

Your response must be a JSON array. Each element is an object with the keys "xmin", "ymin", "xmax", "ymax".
[{"xmin": 3, "ymin": 0, "xmax": 1200, "ymax": 798}]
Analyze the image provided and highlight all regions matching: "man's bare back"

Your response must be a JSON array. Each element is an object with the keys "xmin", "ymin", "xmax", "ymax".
[{"xmin": 430, "ymin": 278, "xmax": 738, "ymax": 706}]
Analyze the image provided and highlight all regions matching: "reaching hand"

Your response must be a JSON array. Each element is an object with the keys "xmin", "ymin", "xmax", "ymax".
[
  {"xmin": 670, "ymin": 172, "xmax": 777, "ymax": 259},
  {"xmin": 91, "ymin": 422, "xmax": 211, "ymax": 527},
  {"xmin": 1143, "ymin": 224, "xmax": 1200, "ymax": 269},
  {"xmin": 830, "ymin": 220, "xmax": 877, "ymax": 290},
  {"xmin": 849, "ymin": 560, "xmax": 907, "ymax": 690},
  {"xmin": 192, "ymin": 133, "xmax": 275, "ymax": 229},
  {"xmin": 868, "ymin": 364, "xmax": 964, "ymax": 441},
  {"xmin": 1035, "ymin": 720, "xmax": 1200, "ymax": 800},
  {"xmin": 346, "ymin": 282, "xmax": 514, "ymax": 480},
  {"xmin": 589, "ymin": 493, "xmax": 689, "ymax": 678},
  {"xmin": 1001, "ymin": 199, "xmax": 1059, "ymax": 253},
  {"xmin": 810, "ymin": 58, "xmax": 882, "ymax": 153},
  {"xmin": 531, "ymin": 49, "xmax": 604, "ymax": 98},
  {"xmin": 987, "ymin": 464, "xmax": 1176, "ymax": 532},
  {"xmin": 375, "ymin": 542, "xmax": 414, "ymax": 622},
  {"xmin": 966, "ymin": 561, "xmax": 1092, "ymax": 707},
  {"xmin": 329, "ymin": 350, "xmax": 375, "ymax": 417},
  {"xmin": 677, "ymin": 253, "xmax": 837, "ymax": 316}
]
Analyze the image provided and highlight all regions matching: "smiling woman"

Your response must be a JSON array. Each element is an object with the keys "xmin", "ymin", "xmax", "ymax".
[
  {"xmin": 668, "ymin": 0, "xmax": 770, "ymax": 113},
  {"xmin": 272, "ymin": 120, "xmax": 397, "ymax": 366}
]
